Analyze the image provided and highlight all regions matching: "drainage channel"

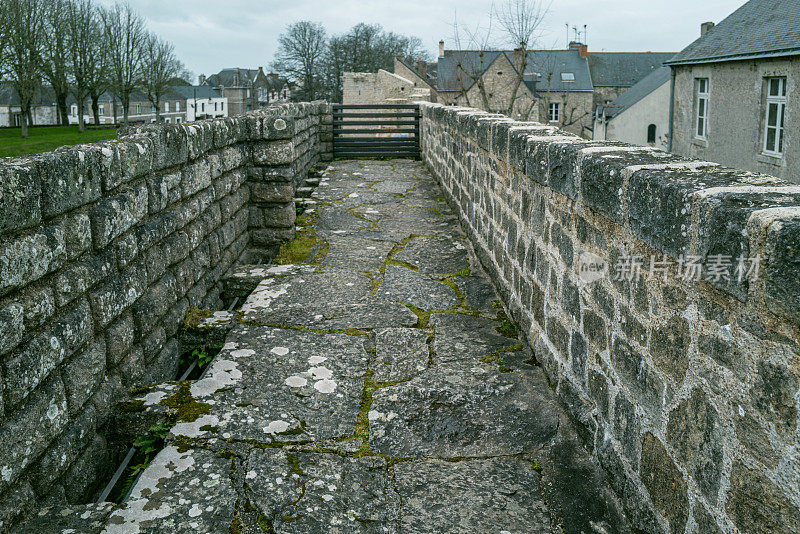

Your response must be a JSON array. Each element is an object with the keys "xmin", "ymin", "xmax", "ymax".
[
  {"xmin": 94, "ymin": 166, "xmax": 323, "ymax": 506},
  {"xmin": 96, "ymin": 260, "xmax": 269, "ymax": 505}
]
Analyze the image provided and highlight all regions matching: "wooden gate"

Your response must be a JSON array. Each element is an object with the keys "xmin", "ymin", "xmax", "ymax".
[{"xmin": 332, "ymin": 104, "xmax": 420, "ymax": 159}]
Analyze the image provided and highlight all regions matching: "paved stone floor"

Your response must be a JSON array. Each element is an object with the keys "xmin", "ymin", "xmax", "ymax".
[{"xmin": 20, "ymin": 160, "xmax": 630, "ymax": 533}]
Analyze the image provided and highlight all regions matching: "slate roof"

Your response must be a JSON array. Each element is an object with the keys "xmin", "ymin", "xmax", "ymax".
[
  {"xmin": 588, "ymin": 52, "xmax": 676, "ymax": 87},
  {"xmin": 205, "ymin": 68, "xmax": 258, "ymax": 88},
  {"xmin": 172, "ymin": 86, "xmax": 223, "ymax": 99},
  {"xmin": 436, "ymin": 50, "xmax": 505, "ymax": 92},
  {"xmin": 596, "ymin": 66, "xmax": 671, "ymax": 119},
  {"xmin": 0, "ymin": 84, "xmax": 58, "ymax": 107},
  {"xmin": 524, "ymin": 50, "xmax": 594, "ymax": 92},
  {"xmin": 666, "ymin": 0, "xmax": 800, "ymax": 65}
]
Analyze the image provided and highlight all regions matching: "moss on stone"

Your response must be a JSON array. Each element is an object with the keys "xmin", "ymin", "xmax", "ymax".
[
  {"xmin": 403, "ymin": 303, "xmax": 431, "ymax": 328},
  {"xmin": 113, "ymin": 399, "xmax": 146, "ymax": 414},
  {"xmin": 184, "ymin": 308, "xmax": 213, "ymax": 330},
  {"xmin": 495, "ymin": 310, "xmax": 520, "ymax": 338},
  {"xmin": 159, "ymin": 381, "xmax": 212, "ymax": 422}
]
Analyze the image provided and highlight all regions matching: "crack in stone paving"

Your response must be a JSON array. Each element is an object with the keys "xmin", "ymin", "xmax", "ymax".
[{"xmin": 21, "ymin": 160, "xmax": 634, "ymax": 533}]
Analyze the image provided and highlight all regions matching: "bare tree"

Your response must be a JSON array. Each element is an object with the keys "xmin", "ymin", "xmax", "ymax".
[
  {"xmin": 271, "ymin": 21, "xmax": 327, "ymax": 101},
  {"xmin": 448, "ymin": 0, "xmax": 549, "ymax": 120},
  {"xmin": 66, "ymin": 0, "xmax": 99, "ymax": 132},
  {"xmin": 102, "ymin": 2, "xmax": 145, "ymax": 125},
  {"xmin": 5, "ymin": 0, "xmax": 47, "ymax": 138},
  {"xmin": 41, "ymin": 0, "xmax": 71, "ymax": 125},
  {"xmin": 140, "ymin": 33, "xmax": 185, "ymax": 121},
  {"xmin": 0, "ymin": 2, "xmax": 8, "ymax": 79}
]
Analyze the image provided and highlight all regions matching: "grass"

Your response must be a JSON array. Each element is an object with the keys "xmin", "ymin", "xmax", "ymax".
[{"xmin": 0, "ymin": 125, "xmax": 118, "ymax": 157}]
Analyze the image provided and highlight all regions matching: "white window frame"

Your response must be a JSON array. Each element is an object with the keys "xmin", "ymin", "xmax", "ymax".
[
  {"xmin": 548, "ymin": 102, "xmax": 560, "ymax": 123},
  {"xmin": 164, "ymin": 102, "xmax": 170, "ymax": 112},
  {"xmin": 763, "ymin": 77, "xmax": 787, "ymax": 157},
  {"xmin": 695, "ymin": 78, "xmax": 709, "ymax": 140},
  {"xmin": 99, "ymin": 104, "xmax": 104, "ymax": 115},
  {"xmin": 135, "ymin": 103, "xmax": 141, "ymax": 114},
  {"xmin": 176, "ymin": 101, "xmax": 180, "ymax": 112}
]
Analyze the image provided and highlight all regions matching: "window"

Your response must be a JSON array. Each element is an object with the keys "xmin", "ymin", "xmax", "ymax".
[
  {"xmin": 763, "ymin": 77, "xmax": 787, "ymax": 156},
  {"xmin": 165, "ymin": 117, "xmax": 171, "ymax": 123},
  {"xmin": 561, "ymin": 72, "xmax": 575, "ymax": 82},
  {"xmin": 214, "ymin": 102, "xmax": 218, "ymax": 111},
  {"xmin": 548, "ymin": 102, "xmax": 560, "ymax": 122},
  {"xmin": 151, "ymin": 105, "xmax": 156, "ymax": 114},
  {"xmin": 176, "ymin": 117, "xmax": 181, "ymax": 123},
  {"xmin": 201, "ymin": 103, "xmax": 205, "ymax": 112},
  {"xmin": 647, "ymin": 124, "xmax": 657, "ymax": 144},
  {"xmin": 99, "ymin": 104, "xmax": 104, "ymax": 115},
  {"xmin": 71, "ymin": 105, "xmax": 78, "ymax": 116},
  {"xmin": 136, "ymin": 103, "xmax": 141, "ymax": 114},
  {"xmin": 176, "ymin": 102, "xmax": 180, "ymax": 112},
  {"xmin": 164, "ymin": 102, "xmax": 169, "ymax": 112},
  {"xmin": 221, "ymin": 102, "xmax": 224, "ymax": 110},
  {"xmin": 695, "ymin": 78, "xmax": 709, "ymax": 139}
]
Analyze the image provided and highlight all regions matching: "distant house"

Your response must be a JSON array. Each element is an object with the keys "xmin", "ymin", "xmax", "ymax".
[
  {"xmin": 593, "ymin": 66, "xmax": 672, "ymax": 150},
  {"xmin": 0, "ymin": 85, "xmax": 59, "ymax": 127},
  {"xmin": 172, "ymin": 86, "xmax": 227, "ymax": 121},
  {"xmin": 200, "ymin": 67, "xmax": 292, "ymax": 116},
  {"xmin": 666, "ymin": 0, "xmax": 800, "ymax": 183},
  {"xmin": 390, "ymin": 41, "xmax": 674, "ymax": 138}
]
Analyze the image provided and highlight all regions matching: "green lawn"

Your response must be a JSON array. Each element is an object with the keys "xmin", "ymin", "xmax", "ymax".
[{"xmin": 0, "ymin": 125, "xmax": 119, "ymax": 158}]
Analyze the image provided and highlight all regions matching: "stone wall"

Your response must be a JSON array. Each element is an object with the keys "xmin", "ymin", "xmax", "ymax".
[
  {"xmin": 0, "ymin": 101, "xmax": 331, "ymax": 527},
  {"xmin": 420, "ymin": 102, "xmax": 800, "ymax": 534}
]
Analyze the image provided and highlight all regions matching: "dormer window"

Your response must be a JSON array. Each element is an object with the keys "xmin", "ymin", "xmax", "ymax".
[{"xmin": 561, "ymin": 73, "xmax": 575, "ymax": 82}]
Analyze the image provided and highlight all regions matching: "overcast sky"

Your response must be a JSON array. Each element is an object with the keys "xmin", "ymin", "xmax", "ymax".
[{"xmin": 98, "ymin": 0, "xmax": 746, "ymax": 82}]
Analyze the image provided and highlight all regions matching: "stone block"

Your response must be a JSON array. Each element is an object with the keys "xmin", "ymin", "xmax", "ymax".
[
  {"xmin": 0, "ymin": 159, "xmax": 41, "ymax": 234},
  {"xmin": 751, "ymin": 359, "xmax": 798, "ymax": 435},
  {"xmin": 146, "ymin": 171, "xmax": 181, "ymax": 213},
  {"xmin": 54, "ymin": 262, "xmax": 91, "ymax": 308},
  {"xmin": 61, "ymin": 338, "xmax": 106, "ymax": 415},
  {"xmin": 262, "ymin": 115, "xmax": 296, "ymax": 139},
  {"xmin": 666, "ymin": 388, "xmax": 723, "ymax": 503},
  {"xmin": 0, "ymin": 228, "xmax": 66, "ymax": 296},
  {"xmin": 3, "ymin": 328, "xmax": 65, "ymax": 407},
  {"xmin": 640, "ymin": 432, "xmax": 688, "ymax": 534},
  {"xmin": 250, "ymin": 182, "xmax": 294, "ymax": 203},
  {"xmin": 726, "ymin": 460, "xmax": 800, "ymax": 534},
  {"xmin": 613, "ymin": 393, "xmax": 641, "ymax": 464},
  {"xmin": 765, "ymin": 217, "xmax": 800, "ymax": 323},
  {"xmin": 650, "ymin": 315, "xmax": 690, "ymax": 384},
  {"xmin": 610, "ymin": 337, "xmax": 664, "ymax": 423},
  {"xmin": 88, "ymin": 182, "xmax": 148, "ymax": 250},
  {"xmin": 16, "ymin": 283, "xmax": 56, "ymax": 331},
  {"xmin": 181, "ymin": 158, "xmax": 212, "ymax": 198},
  {"xmin": 105, "ymin": 312, "xmax": 135, "ymax": 366},
  {"xmin": 34, "ymin": 148, "xmax": 101, "ymax": 218},
  {"xmin": 252, "ymin": 140, "xmax": 296, "ymax": 165},
  {"xmin": 0, "ymin": 303, "xmax": 24, "ymax": 356},
  {"xmin": 0, "ymin": 376, "xmax": 69, "ymax": 495},
  {"xmin": 88, "ymin": 263, "xmax": 147, "ymax": 327},
  {"xmin": 0, "ymin": 480, "xmax": 36, "ymax": 532}
]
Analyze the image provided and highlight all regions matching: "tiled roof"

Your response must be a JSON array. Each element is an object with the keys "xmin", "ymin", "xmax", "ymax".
[
  {"xmin": 666, "ymin": 0, "xmax": 800, "ymax": 65},
  {"xmin": 205, "ymin": 68, "xmax": 258, "ymax": 88},
  {"xmin": 588, "ymin": 52, "xmax": 676, "ymax": 87}
]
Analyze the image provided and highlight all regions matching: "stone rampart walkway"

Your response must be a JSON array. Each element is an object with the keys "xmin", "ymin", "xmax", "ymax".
[{"xmin": 21, "ymin": 160, "xmax": 629, "ymax": 533}]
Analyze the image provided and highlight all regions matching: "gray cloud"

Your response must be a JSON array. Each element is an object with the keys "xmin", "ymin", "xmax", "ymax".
[{"xmin": 101, "ymin": 0, "xmax": 746, "ymax": 80}]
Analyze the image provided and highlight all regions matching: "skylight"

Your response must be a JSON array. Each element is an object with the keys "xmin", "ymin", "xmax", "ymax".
[{"xmin": 561, "ymin": 73, "xmax": 575, "ymax": 82}]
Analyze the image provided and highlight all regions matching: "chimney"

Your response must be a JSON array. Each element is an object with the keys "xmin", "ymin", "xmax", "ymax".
[
  {"xmin": 568, "ymin": 41, "xmax": 581, "ymax": 50},
  {"xmin": 198, "ymin": 74, "xmax": 206, "ymax": 85},
  {"xmin": 439, "ymin": 40, "xmax": 445, "ymax": 58},
  {"xmin": 701, "ymin": 22, "xmax": 715, "ymax": 36},
  {"xmin": 233, "ymin": 70, "xmax": 240, "ymax": 86},
  {"xmin": 579, "ymin": 44, "xmax": 588, "ymax": 58}
]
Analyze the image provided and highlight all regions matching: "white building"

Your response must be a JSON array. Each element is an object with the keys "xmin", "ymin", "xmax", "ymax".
[
  {"xmin": 172, "ymin": 86, "xmax": 228, "ymax": 121},
  {"xmin": 593, "ymin": 66, "xmax": 671, "ymax": 150}
]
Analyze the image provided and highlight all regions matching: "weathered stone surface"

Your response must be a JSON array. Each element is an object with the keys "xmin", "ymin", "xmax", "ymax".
[
  {"xmin": 0, "ymin": 229, "xmax": 66, "ymax": 295},
  {"xmin": 394, "ymin": 458, "xmax": 555, "ymax": 533},
  {"xmin": 640, "ymin": 432, "xmax": 688, "ymax": 534},
  {"xmin": 393, "ymin": 235, "xmax": 469, "ymax": 275},
  {"xmin": 378, "ymin": 265, "xmax": 458, "ymax": 311},
  {"xmin": 765, "ymin": 218, "xmax": 800, "ymax": 322},
  {"xmin": 666, "ymin": 389, "xmax": 723, "ymax": 503},
  {"xmin": 726, "ymin": 460, "xmax": 800, "ymax": 534},
  {"xmin": 321, "ymin": 236, "xmax": 395, "ymax": 271},
  {"xmin": 0, "ymin": 160, "xmax": 40, "ymax": 234},
  {"xmin": 372, "ymin": 328, "xmax": 429, "ymax": 382},
  {"xmin": 245, "ymin": 450, "xmax": 398, "ymax": 533},
  {"xmin": 430, "ymin": 312, "xmax": 521, "ymax": 363},
  {"xmin": 369, "ymin": 362, "xmax": 559, "ymax": 458},
  {"xmin": 13, "ymin": 502, "xmax": 115, "ymax": 534},
  {"xmin": 752, "ymin": 359, "xmax": 798, "ymax": 435},
  {"xmin": 103, "ymin": 447, "xmax": 237, "ymax": 533},
  {"xmin": 650, "ymin": 315, "xmax": 690, "ymax": 384},
  {"xmin": 89, "ymin": 182, "xmax": 148, "ymax": 249}
]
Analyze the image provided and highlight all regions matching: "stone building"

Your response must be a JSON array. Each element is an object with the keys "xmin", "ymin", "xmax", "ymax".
[
  {"xmin": 201, "ymin": 67, "xmax": 292, "ymax": 115},
  {"xmin": 388, "ymin": 41, "xmax": 674, "ymax": 139},
  {"xmin": 342, "ymin": 69, "xmax": 431, "ymax": 105},
  {"xmin": 594, "ymin": 66, "xmax": 672, "ymax": 149},
  {"xmin": 0, "ymin": 85, "xmax": 60, "ymax": 127},
  {"xmin": 666, "ymin": 0, "xmax": 800, "ymax": 183}
]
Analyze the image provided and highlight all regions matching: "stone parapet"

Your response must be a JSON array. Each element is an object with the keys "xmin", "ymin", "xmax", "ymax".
[
  {"xmin": 419, "ymin": 101, "xmax": 800, "ymax": 534},
  {"xmin": 0, "ymin": 101, "xmax": 332, "ymax": 528}
]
